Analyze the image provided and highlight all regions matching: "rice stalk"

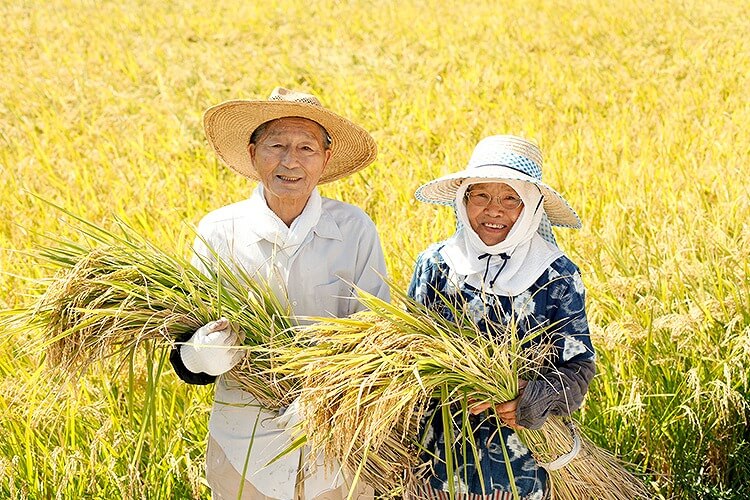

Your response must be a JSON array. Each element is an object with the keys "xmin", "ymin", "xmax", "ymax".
[
  {"xmin": 520, "ymin": 417, "xmax": 649, "ymax": 500},
  {"xmin": 280, "ymin": 292, "xmax": 649, "ymax": 499},
  {"xmin": 11, "ymin": 208, "xmax": 297, "ymax": 408},
  {"xmin": 10, "ymin": 209, "xmax": 649, "ymax": 498}
]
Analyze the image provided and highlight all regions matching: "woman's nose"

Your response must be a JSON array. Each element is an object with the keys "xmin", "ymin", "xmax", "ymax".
[{"xmin": 483, "ymin": 203, "xmax": 505, "ymax": 216}]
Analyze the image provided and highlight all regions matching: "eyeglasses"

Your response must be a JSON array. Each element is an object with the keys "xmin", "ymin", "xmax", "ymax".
[{"xmin": 465, "ymin": 190, "xmax": 523, "ymax": 210}]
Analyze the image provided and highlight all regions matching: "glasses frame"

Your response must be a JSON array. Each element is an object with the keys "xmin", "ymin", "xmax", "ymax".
[{"xmin": 464, "ymin": 189, "xmax": 524, "ymax": 210}]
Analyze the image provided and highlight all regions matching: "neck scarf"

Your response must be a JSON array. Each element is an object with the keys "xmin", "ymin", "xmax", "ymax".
[
  {"xmin": 249, "ymin": 185, "xmax": 322, "ymax": 257},
  {"xmin": 439, "ymin": 179, "xmax": 562, "ymax": 296}
]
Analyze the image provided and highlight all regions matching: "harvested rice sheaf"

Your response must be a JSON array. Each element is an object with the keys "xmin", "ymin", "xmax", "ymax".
[
  {"xmin": 19, "ymin": 218, "xmax": 297, "ymax": 408},
  {"xmin": 16, "ymin": 215, "xmax": 649, "ymax": 499},
  {"xmin": 285, "ymin": 297, "xmax": 650, "ymax": 500}
]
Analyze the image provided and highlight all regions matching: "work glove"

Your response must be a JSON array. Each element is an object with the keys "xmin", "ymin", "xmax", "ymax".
[{"xmin": 180, "ymin": 318, "xmax": 244, "ymax": 376}]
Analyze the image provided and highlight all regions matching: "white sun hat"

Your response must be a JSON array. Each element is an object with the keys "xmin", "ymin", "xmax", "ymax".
[
  {"xmin": 203, "ymin": 87, "xmax": 377, "ymax": 184},
  {"xmin": 415, "ymin": 135, "xmax": 581, "ymax": 228}
]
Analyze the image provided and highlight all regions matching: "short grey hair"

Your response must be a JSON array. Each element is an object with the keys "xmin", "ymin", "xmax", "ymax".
[{"xmin": 249, "ymin": 118, "xmax": 332, "ymax": 149}]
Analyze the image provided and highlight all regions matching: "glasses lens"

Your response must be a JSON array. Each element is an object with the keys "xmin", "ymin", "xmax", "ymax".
[
  {"xmin": 467, "ymin": 192, "xmax": 491, "ymax": 207},
  {"xmin": 467, "ymin": 191, "xmax": 522, "ymax": 210},
  {"xmin": 500, "ymin": 197, "xmax": 522, "ymax": 210}
]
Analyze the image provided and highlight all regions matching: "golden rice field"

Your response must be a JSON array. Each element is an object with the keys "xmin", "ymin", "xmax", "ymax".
[{"xmin": 1, "ymin": 0, "xmax": 749, "ymax": 498}]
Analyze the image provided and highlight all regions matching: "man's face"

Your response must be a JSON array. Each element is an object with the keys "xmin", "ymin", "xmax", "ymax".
[{"xmin": 248, "ymin": 117, "xmax": 332, "ymax": 208}]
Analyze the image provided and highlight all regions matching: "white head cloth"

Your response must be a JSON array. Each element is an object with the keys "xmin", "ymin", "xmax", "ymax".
[{"xmin": 439, "ymin": 179, "xmax": 563, "ymax": 296}]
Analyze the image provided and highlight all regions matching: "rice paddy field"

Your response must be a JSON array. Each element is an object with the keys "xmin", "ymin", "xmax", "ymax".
[{"xmin": 1, "ymin": 0, "xmax": 749, "ymax": 498}]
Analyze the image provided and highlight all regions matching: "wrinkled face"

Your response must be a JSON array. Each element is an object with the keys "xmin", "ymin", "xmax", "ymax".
[
  {"xmin": 465, "ymin": 182, "xmax": 524, "ymax": 245},
  {"xmin": 248, "ymin": 117, "xmax": 332, "ymax": 207}
]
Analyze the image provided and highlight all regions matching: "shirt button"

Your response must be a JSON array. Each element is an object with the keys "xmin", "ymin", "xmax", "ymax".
[{"xmin": 292, "ymin": 301, "xmax": 298, "ymax": 307}]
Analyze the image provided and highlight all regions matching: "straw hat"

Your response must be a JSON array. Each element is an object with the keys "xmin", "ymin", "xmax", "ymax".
[
  {"xmin": 415, "ymin": 135, "xmax": 581, "ymax": 228},
  {"xmin": 203, "ymin": 87, "xmax": 377, "ymax": 184}
]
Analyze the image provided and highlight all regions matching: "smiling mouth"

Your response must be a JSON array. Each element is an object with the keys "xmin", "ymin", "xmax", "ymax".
[
  {"xmin": 483, "ymin": 222, "xmax": 506, "ymax": 230},
  {"xmin": 277, "ymin": 174, "xmax": 301, "ymax": 182}
]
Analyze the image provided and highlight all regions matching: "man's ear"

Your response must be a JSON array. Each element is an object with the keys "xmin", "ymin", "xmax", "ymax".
[
  {"xmin": 321, "ymin": 148, "xmax": 333, "ymax": 171},
  {"xmin": 247, "ymin": 143, "xmax": 256, "ymax": 164}
]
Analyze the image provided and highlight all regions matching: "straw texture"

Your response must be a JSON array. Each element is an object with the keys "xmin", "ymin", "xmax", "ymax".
[
  {"xmin": 414, "ymin": 135, "xmax": 582, "ymax": 229},
  {"xmin": 203, "ymin": 87, "xmax": 378, "ymax": 184},
  {"xmin": 275, "ymin": 293, "xmax": 649, "ymax": 499},
  {"xmin": 14, "ymin": 210, "xmax": 647, "ymax": 500},
  {"xmin": 18, "ymin": 212, "xmax": 297, "ymax": 409}
]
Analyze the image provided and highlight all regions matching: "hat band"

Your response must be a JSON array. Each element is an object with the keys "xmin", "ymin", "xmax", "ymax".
[{"xmin": 472, "ymin": 163, "xmax": 537, "ymax": 180}]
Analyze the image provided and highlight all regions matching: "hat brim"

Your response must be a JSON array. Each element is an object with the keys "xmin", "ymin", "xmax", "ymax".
[
  {"xmin": 203, "ymin": 100, "xmax": 377, "ymax": 184},
  {"xmin": 415, "ymin": 165, "xmax": 582, "ymax": 228}
]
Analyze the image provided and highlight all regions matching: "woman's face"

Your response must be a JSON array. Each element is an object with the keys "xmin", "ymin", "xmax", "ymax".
[{"xmin": 465, "ymin": 182, "xmax": 524, "ymax": 245}]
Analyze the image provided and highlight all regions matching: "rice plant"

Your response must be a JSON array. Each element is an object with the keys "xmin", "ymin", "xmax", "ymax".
[
  {"xmin": 6, "ymin": 208, "xmax": 648, "ymax": 499},
  {"xmin": 10, "ymin": 203, "xmax": 296, "ymax": 409},
  {"xmin": 278, "ymin": 292, "xmax": 649, "ymax": 499},
  {"xmin": 2, "ymin": 0, "xmax": 749, "ymax": 497}
]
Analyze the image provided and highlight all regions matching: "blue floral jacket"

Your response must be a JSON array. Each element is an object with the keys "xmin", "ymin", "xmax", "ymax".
[{"xmin": 407, "ymin": 242, "xmax": 596, "ymax": 498}]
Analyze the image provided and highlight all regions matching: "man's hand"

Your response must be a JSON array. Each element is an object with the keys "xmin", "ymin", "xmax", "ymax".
[{"xmin": 179, "ymin": 318, "xmax": 244, "ymax": 376}]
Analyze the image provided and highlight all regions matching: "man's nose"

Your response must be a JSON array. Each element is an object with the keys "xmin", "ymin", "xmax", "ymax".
[{"xmin": 280, "ymin": 147, "xmax": 302, "ymax": 166}]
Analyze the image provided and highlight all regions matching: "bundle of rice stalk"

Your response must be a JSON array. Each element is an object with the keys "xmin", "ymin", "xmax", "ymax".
[
  {"xmin": 522, "ymin": 419, "xmax": 650, "ymax": 500},
  {"xmin": 280, "ymin": 292, "xmax": 649, "ymax": 499},
  {"xmin": 12, "ymin": 208, "xmax": 297, "ymax": 409}
]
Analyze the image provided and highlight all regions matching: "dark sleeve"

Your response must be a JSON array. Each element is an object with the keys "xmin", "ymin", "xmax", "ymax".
[
  {"xmin": 516, "ymin": 358, "xmax": 596, "ymax": 430},
  {"xmin": 168, "ymin": 227, "xmax": 218, "ymax": 385},
  {"xmin": 407, "ymin": 252, "xmax": 428, "ymax": 303},
  {"xmin": 408, "ymin": 248, "xmax": 443, "ymax": 307},
  {"xmin": 169, "ymin": 331, "xmax": 217, "ymax": 385},
  {"xmin": 517, "ymin": 268, "xmax": 596, "ymax": 429}
]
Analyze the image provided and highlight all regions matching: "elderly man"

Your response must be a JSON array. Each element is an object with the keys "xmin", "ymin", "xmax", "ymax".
[{"xmin": 169, "ymin": 87, "xmax": 389, "ymax": 500}]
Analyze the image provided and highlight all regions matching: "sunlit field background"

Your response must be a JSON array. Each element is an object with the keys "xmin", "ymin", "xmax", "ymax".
[{"xmin": 2, "ymin": 0, "xmax": 749, "ymax": 498}]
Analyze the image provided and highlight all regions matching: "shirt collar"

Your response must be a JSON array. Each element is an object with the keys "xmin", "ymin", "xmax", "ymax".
[
  {"xmin": 244, "ymin": 185, "xmax": 341, "ymax": 246},
  {"xmin": 313, "ymin": 208, "xmax": 343, "ymax": 241},
  {"xmin": 242, "ymin": 186, "xmax": 280, "ymax": 246}
]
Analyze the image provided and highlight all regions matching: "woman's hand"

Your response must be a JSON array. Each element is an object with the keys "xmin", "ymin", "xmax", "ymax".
[{"xmin": 468, "ymin": 380, "xmax": 529, "ymax": 429}]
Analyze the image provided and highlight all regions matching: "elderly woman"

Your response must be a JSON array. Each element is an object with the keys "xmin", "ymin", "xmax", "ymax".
[
  {"xmin": 169, "ymin": 88, "xmax": 389, "ymax": 500},
  {"xmin": 408, "ymin": 135, "xmax": 596, "ymax": 499}
]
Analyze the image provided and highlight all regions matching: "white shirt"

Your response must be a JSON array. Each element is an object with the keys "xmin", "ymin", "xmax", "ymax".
[{"xmin": 191, "ymin": 186, "xmax": 390, "ymax": 500}]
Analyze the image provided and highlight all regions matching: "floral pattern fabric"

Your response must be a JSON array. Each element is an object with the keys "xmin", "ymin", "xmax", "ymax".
[{"xmin": 407, "ymin": 242, "xmax": 596, "ymax": 498}]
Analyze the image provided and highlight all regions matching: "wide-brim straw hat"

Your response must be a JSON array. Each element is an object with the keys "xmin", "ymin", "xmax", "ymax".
[
  {"xmin": 203, "ymin": 87, "xmax": 377, "ymax": 184},
  {"xmin": 415, "ymin": 135, "xmax": 581, "ymax": 228}
]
